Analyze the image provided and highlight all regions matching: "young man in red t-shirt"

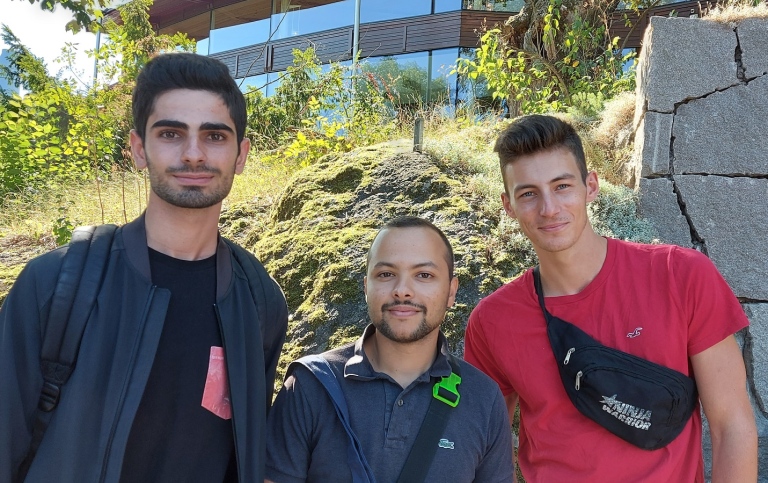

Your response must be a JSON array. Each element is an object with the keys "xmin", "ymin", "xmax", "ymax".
[{"xmin": 464, "ymin": 114, "xmax": 757, "ymax": 482}]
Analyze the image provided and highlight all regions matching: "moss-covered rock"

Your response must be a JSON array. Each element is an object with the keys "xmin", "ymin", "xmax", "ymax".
[{"xmin": 239, "ymin": 141, "xmax": 532, "ymax": 382}]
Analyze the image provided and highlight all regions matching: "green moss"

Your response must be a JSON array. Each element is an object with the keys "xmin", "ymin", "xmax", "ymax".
[
  {"xmin": 420, "ymin": 196, "xmax": 472, "ymax": 217},
  {"xmin": 327, "ymin": 324, "xmax": 362, "ymax": 348},
  {"xmin": 272, "ymin": 156, "xmax": 374, "ymax": 222},
  {"xmin": 255, "ymin": 218, "xmax": 375, "ymax": 311},
  {"xmin": 441, "ymin": 303, "xmax": 471, "ymax": 351},
  {"xmin": 0, "ymin": 264, "xmax": 24, "ymax": 306}
]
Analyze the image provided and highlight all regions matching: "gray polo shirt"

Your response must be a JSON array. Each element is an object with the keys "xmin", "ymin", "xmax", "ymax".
[{"xmin": 265, "ymin": 325, "xmax": 514, "ymax": 483}]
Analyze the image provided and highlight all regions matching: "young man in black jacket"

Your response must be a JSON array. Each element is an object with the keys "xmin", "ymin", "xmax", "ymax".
[{"xmin": 0, "ymin": 53, "xmax": 288, "ymax": 483}]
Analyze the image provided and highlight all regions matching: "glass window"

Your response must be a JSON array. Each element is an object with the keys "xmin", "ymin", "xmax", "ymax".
[
  {"xmin": 209, "ymin": 18, "xmax": 272, "ymax": 54},
  {"xmin": 455, "ymin": 46, "xmax": 491, "ymax": 107},
  {"xmin": 271, "ymin": 1, "xmax": 354, "ymax": 40},
  {"xmin": 360, "ymin": 0, "xmax": 430, "ymax": 22},
  {"xmin": 463, "ymin": 0, "xmax": 523, "ymax": 12},
  {"xmin": 434, "ymin": 0, "xmax": 462, "ymax": 12},
  {"xmin": 430, "ymin": 48, "xmax": 460, "ymax": 104},
  {"xmin": 361, "ymin": 52, "xmax": 430, "ymax": 105}
]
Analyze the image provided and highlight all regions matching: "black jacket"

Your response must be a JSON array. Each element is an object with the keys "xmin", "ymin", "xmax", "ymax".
[{"xmin": 0, "ymin": 216, "xmax": 288, "ymax": 482}]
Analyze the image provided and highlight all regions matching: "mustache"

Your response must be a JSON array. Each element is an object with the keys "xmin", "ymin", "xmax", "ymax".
[
  {"xmin": 381, "ymin": 300, "xmax": 427, "ymax": 313},
  {"xmin": 165, "ymin": 165, "xmax": 221, "ymax": 174}
]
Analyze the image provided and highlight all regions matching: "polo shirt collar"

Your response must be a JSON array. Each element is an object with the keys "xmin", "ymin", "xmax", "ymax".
[{"xmin": 343, "ymin": 324, "xmax": 453, "ymax": 382}]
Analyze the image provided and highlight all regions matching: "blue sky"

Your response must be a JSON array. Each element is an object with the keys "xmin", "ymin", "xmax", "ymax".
[{"xmin": 1, "ymin": 1, "xmax": 96, "ymax": 89}]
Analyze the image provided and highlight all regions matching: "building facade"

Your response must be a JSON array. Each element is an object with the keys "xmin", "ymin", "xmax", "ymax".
[{"xmin": 143, "ymin": 0, "xmax": 711, "ymax": 103}]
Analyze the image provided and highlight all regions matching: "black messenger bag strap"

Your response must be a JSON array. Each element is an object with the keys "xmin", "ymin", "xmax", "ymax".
[
  {"xmin": 532, "ymin": 266, "xmax": 553, "ymax": 322},
  {"xmin": 290, "ymin": 355, "xmax": 377, "ymax": 483},
  {"xmin": 395, "ymin": 354, "xmax": 462, "ymax": 483},
  {"xmin": 15, "ymin": 224, "xmax": 116, "ymax": 483}
]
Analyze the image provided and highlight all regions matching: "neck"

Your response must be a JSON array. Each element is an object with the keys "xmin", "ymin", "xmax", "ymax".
[
  {"xmin": 144, "ymin": 195, "xmax": 222, "ymax": 260},
  {"xmin": 537, "ymin": 230, "xmax": 608, "ymax": 296},
  {"xmin": 364, "ymin": 329, "xmax": 439, "ymax": 389}
]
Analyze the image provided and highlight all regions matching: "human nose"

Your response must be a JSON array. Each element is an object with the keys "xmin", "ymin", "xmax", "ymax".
[
  {"xmin": 181, "ymin": 137, "xmax": 205, "ymax": 163},
  {"xmin": 539, "ymin": 192, "xmax": 560, "ymax": 217},
  {"xmin": 392, "ymin": 277, "xmax": 413, "ymax": 299}
]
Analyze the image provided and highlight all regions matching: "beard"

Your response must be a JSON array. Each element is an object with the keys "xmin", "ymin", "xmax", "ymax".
[
  {"xmin": 372, "ymin": 300, "xmax": 438, "ymax": 344},
  {"xmin": 147, "ymin": 160, "xmax": 235, "ymax": 209}
]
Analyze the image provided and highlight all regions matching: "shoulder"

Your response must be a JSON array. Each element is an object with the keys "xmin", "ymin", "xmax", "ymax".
[
  {"xmin": 221, "ymin": 237, "xmax": 265, "ymax": 271},
  {"xmin": 611, "ymin": 238, "xmax": 707, "ymax": 264},
  {"xmin": 456, "ymin": 358, "xmax": 503, "ymax": 389},
  {"xmin": 323, "ymin": 342, "xmax": 356, "ymax": 366},
  {"xmin": 610, "ymin": 239, "xmax": 716, "ymax": 277},
  {"xmin": 221, "ymin": 237, "xmax": 287, "ymax": 303},
  {"xmin": 288, "ymin": 342, "xmax": 355, "ymax": 382},
  {"xmin": 8, "ymin": 246, "xmax": 67, "ymax": 301},
  {"xmin": 474, "ymin": 268, "xmax": 533, "ymax": 313}
]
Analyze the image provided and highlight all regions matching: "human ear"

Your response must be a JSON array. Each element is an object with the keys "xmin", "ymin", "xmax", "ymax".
[
  {"xmin": 129, "ymin": 130, "xmax": 148, "ymax": 170},
  {"xmin": 501, "ymin": 192, "xmax": 517, "ymax": 219},
  {"xmin": 235, "ymin": 138, "xmax": 250, "ymax": 174},
  {"xmin": 447, "ymin": 276, "xmax": 458, "ymax": 308},
  {"xmin": 585, "ymin": 171, "xmax": 600, "ymax": 203}
]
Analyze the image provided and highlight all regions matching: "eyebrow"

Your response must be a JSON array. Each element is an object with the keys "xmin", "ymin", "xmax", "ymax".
[
  {"xmin": 200, "ymin": 122, "xmax": 235, "ymax": 133},
  {"xmin": 513, "ymin": 173, "xmax": 578, "ymax": 193},
  {"xmin": 372, "ymin": 261, "xmax": 440, "ymax": 270},
  {"xmin": 149, "ymin": 120, "xmax": 234, "ymax": 134}
]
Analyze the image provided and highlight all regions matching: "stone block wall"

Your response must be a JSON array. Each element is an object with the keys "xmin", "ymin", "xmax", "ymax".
[{"xmin": 632, "ymin": 15, "xmax": 768, "ymax": 480}]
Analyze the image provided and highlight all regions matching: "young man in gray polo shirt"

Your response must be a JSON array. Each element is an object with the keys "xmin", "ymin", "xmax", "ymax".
[{"xmin": 265, "ymin": 216, "xmax": 514, "ymax": 483}]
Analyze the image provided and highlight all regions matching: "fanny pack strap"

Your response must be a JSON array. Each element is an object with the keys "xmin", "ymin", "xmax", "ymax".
[{"xmin": 532, "ymin": 266, "xmax": 553, "ymax": 324}]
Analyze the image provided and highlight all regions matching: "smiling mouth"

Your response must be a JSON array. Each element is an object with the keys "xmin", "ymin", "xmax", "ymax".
[
  {"xmin": 174, "ymin": 174, "xmax": 214, "ymax": 185},
  {"xmin": 539, "ymin": 222, "xmax": 568, "ymax": 232},
  {"xmin": 382, "ymin": 302, "xmax": 426, "ymax": 317},
  {"xmin": 388, "ymin": 307, "xmax": 420, "ymax": 317}
]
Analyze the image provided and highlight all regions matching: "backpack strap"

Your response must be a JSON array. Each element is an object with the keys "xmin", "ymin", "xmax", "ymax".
[
  {"xmin": 15, "ymin": 224, "xmax": 116, "ymax": 483},
  {"xmin": 395, "ymin": 354, "xmax": 462, "ymax": 483},
  {"xmin": 289, "ymin": 355, "xmax": 377, "ymax": 483}
]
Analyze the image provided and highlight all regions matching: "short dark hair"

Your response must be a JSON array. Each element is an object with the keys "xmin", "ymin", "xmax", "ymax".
[
  {"xmin": 494, "ymin": 115, "xmax": 587, "ymax": 186},
  {"xmin": 132, "ymin": 53, "xmax": 247, "ymax": 144},
  {"xmin": 366, "ymin": 216, "xmax": 455, "ymax": 279}
]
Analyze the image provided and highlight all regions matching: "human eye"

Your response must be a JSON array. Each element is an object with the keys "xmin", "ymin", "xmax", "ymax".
[
  {"xmin": 555, "ymin": 183, "xmax": 571, "ymax": 190},
  {"xmin": 416, "ymin": 272, "xmax": 434, "ymax": 279},
  {"xmin": 518, "ymin": 191, "xmax": 534, "ymax": 199},
  {"xmin": 208, "ymin": 132, "xmax": 227, "ymax": 142},
  {"xmin": 158, "ymin": 130, "xmax": 179, "ymax": 139},
  {"xmin": 376, "ymin": 271, "xmax": 394, "ymax": 279}
]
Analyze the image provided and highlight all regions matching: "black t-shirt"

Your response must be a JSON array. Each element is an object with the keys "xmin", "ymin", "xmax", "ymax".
[{"xmin": 120, "ymin": 248, "xmax": 237, "ymax": 483}]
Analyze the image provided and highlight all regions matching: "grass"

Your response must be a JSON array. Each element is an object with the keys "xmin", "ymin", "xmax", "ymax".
[
  {"xmin": 0, "ymin": 152, "xmax": 302, "ymax": 243},
  {"xmin": 0, "ymin": 101, "xmax": 655, "ymax": 259},
  {"xmin": 703, "ymin": 0, "xmax": 768, "ymax": 24}
]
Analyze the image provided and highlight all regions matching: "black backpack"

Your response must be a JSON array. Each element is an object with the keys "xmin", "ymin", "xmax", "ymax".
[
  {"xmin": 15, "ymin": 225, "xmax": 278, "ymax": 482},
  {"xmin": 15, "ymin": 225, "xmax": 117, "ymax": 482}
]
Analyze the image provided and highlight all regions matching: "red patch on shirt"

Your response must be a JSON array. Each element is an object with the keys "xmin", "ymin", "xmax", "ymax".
[{"xmin": 201, "ymin": 346, "xmax": 232, "ymax": 420}]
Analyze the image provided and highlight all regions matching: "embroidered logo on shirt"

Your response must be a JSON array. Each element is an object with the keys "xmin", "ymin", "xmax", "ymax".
[
  {"xmin": 438, "ymin": 438, "xmax": 455, "ymax": 450},
  {"xmin": 201, "ymin": 346, "xmax": 232, "ymax": 420},
  {"xmin": 626, "ymin": 327, "xmax": 643, "ymax": 338}
]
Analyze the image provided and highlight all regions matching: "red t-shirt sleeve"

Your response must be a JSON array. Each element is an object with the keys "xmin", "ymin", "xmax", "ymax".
[
  {"xmin": 672, "ymin": 247, "xmax": 749, "ymax": 356},
  {"xmin": 465, "ymin": 303, "xmax": 516, "ymax": 397}
]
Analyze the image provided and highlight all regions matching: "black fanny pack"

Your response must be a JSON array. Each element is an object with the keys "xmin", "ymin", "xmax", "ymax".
[{"xmin": 533, "ymin": 267, "xmax": 698, "ymax": 450}]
